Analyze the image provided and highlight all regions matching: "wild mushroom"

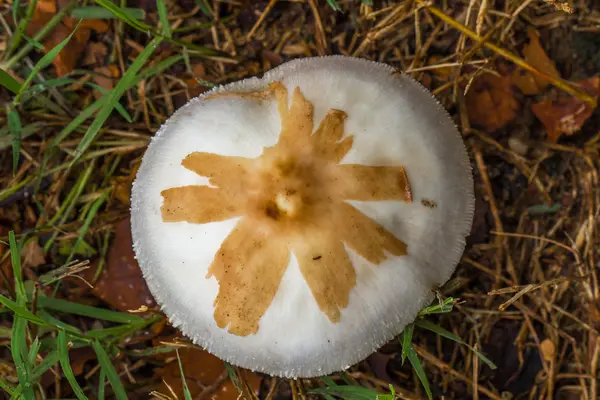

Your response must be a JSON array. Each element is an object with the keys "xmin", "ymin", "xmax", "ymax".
[{"xmin": 130, "ymin": 56, "xmax": 474, "ymax": 378}]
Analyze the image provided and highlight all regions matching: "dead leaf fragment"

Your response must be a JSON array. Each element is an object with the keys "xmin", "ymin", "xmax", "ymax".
[
  {"xmin": 92, "ymin": 65, "xmax": 120, "ymax": 99},
  {"xmin": 531, "ymin": 76, "xmax": 599, "ymax": 142},
  {"xmin": 26, "ymin": 0, "xmax": 109, "ymax": 76},
  {"xmin": 512, "ymin": 28, "xmax": 561, "ymax": 95},
  {"xmin": 82, "ymin": 42, "xmax": 109, "ymax": 66},
  {"xmin": 75, "ymin": 219, "xmax": 156, "ymax": 312},
  {"xmin": 154, "ymin": 337, "xmax": 262, "ymax": 399},
  {"xmin": 21, "ymin": 239, "xmax": 45, "ymax": 268},
  {"xmin": 465, "ymin": 72, "xmax": 520, "ymax": 132}
]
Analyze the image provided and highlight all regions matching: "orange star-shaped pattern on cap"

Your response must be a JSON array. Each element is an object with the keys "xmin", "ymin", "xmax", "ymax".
[{"xmin": 161, "ymin": 82, "xmax": 412, "ymax": 336}]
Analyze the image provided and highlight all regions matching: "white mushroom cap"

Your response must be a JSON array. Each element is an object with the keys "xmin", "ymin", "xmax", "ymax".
[{"xmin": 130, "ymin": 56, "xmax": 474, "ymax": 378}]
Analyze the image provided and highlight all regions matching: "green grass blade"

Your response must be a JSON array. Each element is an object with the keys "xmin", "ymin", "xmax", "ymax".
[
  {"xmin": 0, "ymin": 122, "xmax": 40, "ymax": 151},
  {"xmin": 22, "ymin": 34, "xmax": 45, "ymax": 50},
  {"xmin": 8, "ymin": 231, "xmax": 26, "ymax": 303},
  {"xmin": 67, "ymin": 190, "xmax": 109, "ymax": 263},
  {"xmin": 325, "ymin": 0, "xmax": 342, "ymax": 11},
  {"xmin": 72, "ymin": 36, "xmax": 162, "ymax": 164},
  {"xmin": 58, "ymin": 331, "xmax": 89, "ymax": 400},
  {"xmin": 195, "ymin": 0, "xmax": 212, "ymax": 17},
  {"xmin": 27, "ymin": 337, "xmax": 41, "ymax": 366},
  {"xmin": 0, "ymin": 295, "xmax": 48, "ymax": 326},
  {"xmin": 401, "ymin": 323, "xmax": 414, "ymax": 365},
  {"xmin": 93, "ymin": 0, "xmax": 152, "ymax": 32},
  {"xmin": 156, "ymin": 0, "xmax": 171, "ymax": 37},
  {"xmin": 14, "ymin": 20, "xmax": 82, "ymax": 103},
  {"xmin": 8, "ymin": 110, "xmax": 21, "ymax": 174},
  {"xmin": 71, "ymin": 6, "xmax": 144, "ymax": 19},
  {"xmin": 0, "ymin": 69, "xmax": 21, "ymax": 93},
  {"xmin": 51, "ymin": 97, "xmax": 104, "ymax": 147},
  {"xmin": 418, "ymin": 297, "xmax": 455, "ymax": 316},
  {"xmin": 92, "ymin": 340, "xmax": 127, "ymax": 400},
  {"xmin": 37, "ymin": 309, "xmax": 83, "ymax": 334},
  {"xmin": 0, "ymin": 378, "xmax": 16, "ymax": 395},
  {"xmin": 404, "ymin": 344, "xmax": 432, "ymax": 400},
  {"xmin": 10, "ymin": 316, "xmax": 34, "ymax": 399},
  {"xmin": 415, "ymin": 319, "xmax": 497, "ymax": 369},
  {"xmin": 176, "ymin": 349, "xmax": 193, "ymax": 400},
  {"xmin": 32, "ymin": 349, "xmax": 60, "ymax": 379},
  {"xmin": 35, "ymin": 295, "xmax": 144, "ymax": 323},
  {"xmin": 309, "ymin": 385, "xmax": 382, "ymax": 399},
  {"xmin": 98, "ymin": 368, "xmax": 106, "ymax": 400}
]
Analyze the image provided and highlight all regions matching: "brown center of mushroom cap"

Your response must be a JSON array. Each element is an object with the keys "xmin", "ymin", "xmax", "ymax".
[
  {"xmin": 160, "ymin": 81, "xmax": 414, "ymax": 336},
  {"xmin": 247, "ymin": 148, "xmax": 334, "ymax": 232}
]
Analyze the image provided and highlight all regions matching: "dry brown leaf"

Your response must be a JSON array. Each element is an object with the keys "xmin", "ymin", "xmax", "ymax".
[
  {"xmin": 26, "ymin": 0, "xmax": 108, "ymax": 76},
  {"xmin": 82, "ymin": 42, "xmax": 108, "ymax": 66},
  {"xmin": 531, "ymin": 76, "xmax": 599, "ymax": 142},
  {"xmin": 74, "ymin": 219, "xmax": 156, "ymax": 312},
  {"xmin": 512, "ymin": 28, "xmax": 561, "ymax": 95},
  {"xmin": 465, "ymin": 72, "xmax": 520, "ymax": 132},
  {"xmin": 92, "ymin": 64, "xmax": 120, "ymax": 98},
  {"xmin": 154, "ymin": 337, "xmax": 262, "ymax": 399},
  {"xmin": 21, "ymin": 239, "xmax": 45, "ymax": 268},
  {"xmin": 183, "ymin": 64, "xmax": 211, "ymax": 98}
]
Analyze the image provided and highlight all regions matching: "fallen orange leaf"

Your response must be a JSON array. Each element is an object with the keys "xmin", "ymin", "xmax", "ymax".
[
  {"xmin": 92, "ymin": 64, "xmax": 120, "ymax": 99},
  {"xmin": 153, "ymin": 336, "xmax": 263, "ymax": 399},
  {"xmin": 465, "ymin": 72, "xmax": 520, "ymax": 132},
  {"xmin": 74, "ymin": 219, "xmax": 156, "ymax": 312},
  {"xmin": 512, "ymin": 28, "xmax": 561, "ymax": 95},
  {"xmin": 531, "ymin": 76, "xmax": 599, "ymax": 142},
  {"xmin": 21, "ymin": 238, "xmax": 45, "ymax": 268},
  {"xmin": 26, "ymin": 0, "xmax": 108, "ymax": 76}
]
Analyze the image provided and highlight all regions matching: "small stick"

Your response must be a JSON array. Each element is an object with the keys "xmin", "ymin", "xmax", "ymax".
[{"xmin": 247, "ymin": 0, "xmax": 278, "ymax": 41}]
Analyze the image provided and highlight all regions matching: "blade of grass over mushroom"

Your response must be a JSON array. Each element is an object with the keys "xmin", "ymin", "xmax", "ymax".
[
  {"xmin": 0, "ymin": 69, "xmax": 22, "ymax": 93},
  {"xmin": 415, "ymin": 319, "xmax": 497, "ymax": 369},
  {"xmin": 92, "ymin": 340, "xmax": 127, "ymax": 400},
  {"xmin": 8, "ymin": 110, "xmax": 21, "ymax": 174},
  {"xmin": 415, "ymin": 0, "xmax": 597, "ymax": 107},
  {"xmin": 58, "ymin": 331, "xmax": 89, "ymax": 400},
  {"xmin": 71, "ymin": 6, "xmax": 145, "ymax": 19},
  {"xmin": 71, "ymin": 36, "xmax": 163, "ymax": 165}
]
